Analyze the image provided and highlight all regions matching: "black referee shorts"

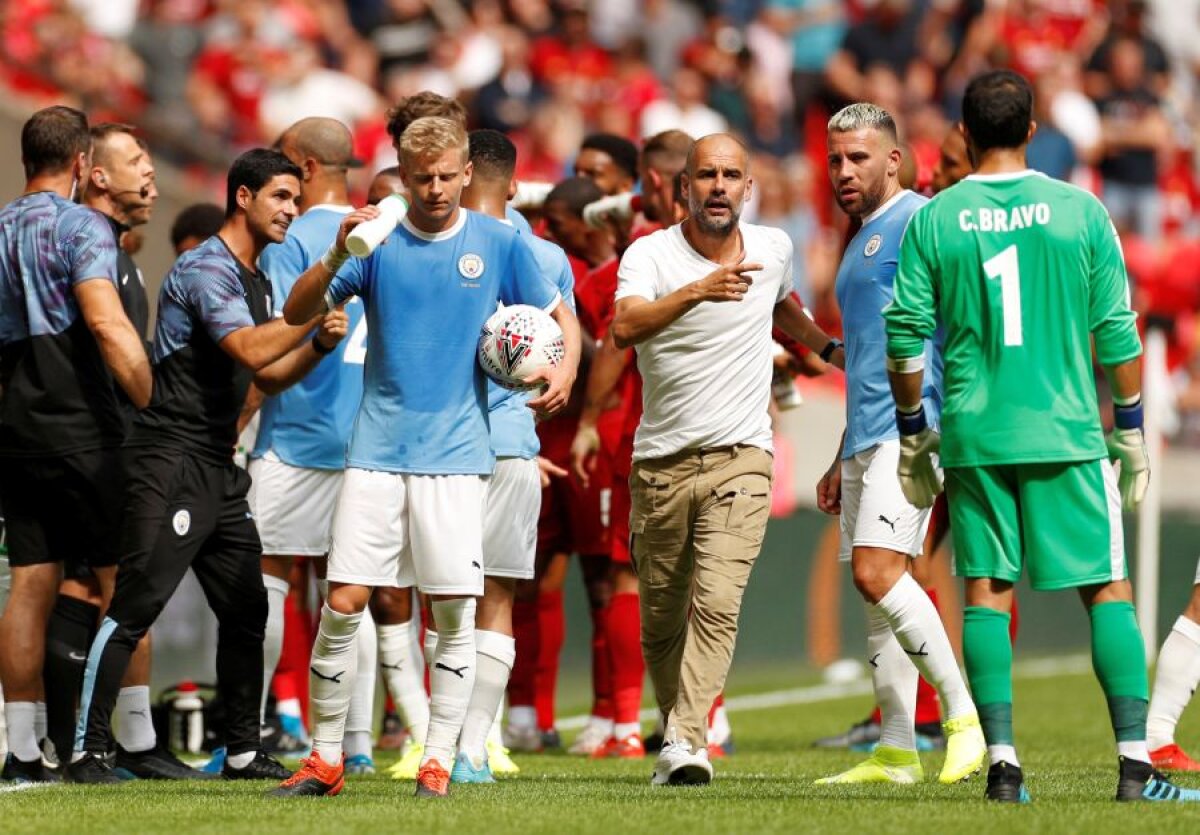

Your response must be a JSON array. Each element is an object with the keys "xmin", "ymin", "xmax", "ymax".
[{"xmin": 0, "ymin": 449, "xmax": 122, "ymax": 570}]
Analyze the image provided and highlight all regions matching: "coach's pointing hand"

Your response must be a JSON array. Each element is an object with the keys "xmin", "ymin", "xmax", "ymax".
[{"xmin": 692, "ymin": 254, "xmax": 762, "ymax": 303}]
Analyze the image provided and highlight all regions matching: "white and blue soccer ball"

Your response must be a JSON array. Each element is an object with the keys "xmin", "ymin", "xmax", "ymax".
[{"xmin": 478, "ymin": 304, "xmax": 565, "ymax": 391}]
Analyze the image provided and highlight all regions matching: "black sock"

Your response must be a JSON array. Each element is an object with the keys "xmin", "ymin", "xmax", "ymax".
[{"xmin": 44, "ymin": 595, "xmax": 100, "ymax": 759}]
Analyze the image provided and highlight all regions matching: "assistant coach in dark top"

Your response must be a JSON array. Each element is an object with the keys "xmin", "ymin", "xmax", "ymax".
[{"xmin": 69, "ymin": 149, "xmax": 350, "ymax": 784}]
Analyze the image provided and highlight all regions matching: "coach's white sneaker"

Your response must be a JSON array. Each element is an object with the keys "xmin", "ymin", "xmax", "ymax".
[{"xmin": 651, "ymin": 732, "xmax": 713, "ymax": 786}]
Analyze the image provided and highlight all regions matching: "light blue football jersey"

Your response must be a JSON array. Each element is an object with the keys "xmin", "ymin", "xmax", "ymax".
[
  {"xmin": 487, "ymin": 230, "xmax": 575, "ymax": 459},
  {"xmin": 506, "ymin": 204, "xmax": 534, "ymax": 236},
  {"xmin": 835, "ymin": 190, "xmax": 942, "ymax": 458},
  {"xmin": 252, "ymin": 205, "xmax": 366, "ymax": 470},
  {"xmin": 326, "ymin": 209, "xmax": 561, "ymax": 475}
]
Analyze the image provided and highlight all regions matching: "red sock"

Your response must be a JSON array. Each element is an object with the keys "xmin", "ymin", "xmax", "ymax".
[
  {"xmin": 870, "ymin": 706, "xmax": 882, "ymax": 724},
  {"xmin": 273, "ymin": 593, "xmax": 313, "ymax": 725},
  {"xmin": 535, "ymin": 589, "xmax": 565, "ymax": 730},
  {"xmin": 590, "ymin": 602, "xmax": 614, "ymax": 720},
  {"xmin": 1009, "ymin": 594, "xmax": 1020, "ymax": 644},
  {"xmin": 608, "ymin": 592, "xmax": 644, "ymax": 727},
  {"xmin": 508, "ymin": 599, "xmax": 539, "ymax": 711},
  {"xmin": 914, "ymin": 587, "xmax": 943, "ymax": 725}
]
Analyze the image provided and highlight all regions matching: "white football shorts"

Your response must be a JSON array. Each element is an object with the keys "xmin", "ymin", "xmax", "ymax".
[
  {"xmin": 326, "ymin": 468, "xmax": 486, "ymax": 595},
  {"xmin": 247, "ymin": 452, "xmax": 343, "ymax": 556},
  {"xmin": 483, "ymin": 457, "xmax": 540, "ymax": 580},
  {"xmin": 838, "ymin": 439, "xmax": 933, "ymax": 562}
]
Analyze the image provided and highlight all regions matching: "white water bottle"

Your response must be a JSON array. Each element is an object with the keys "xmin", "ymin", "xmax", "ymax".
[
  {"xmin": 171, "ymin": 682, "xmax": 205, "ymax": 753},
  {"xmin": 346, "ymin": 193, "xmax": 408, "ymax": 257}
]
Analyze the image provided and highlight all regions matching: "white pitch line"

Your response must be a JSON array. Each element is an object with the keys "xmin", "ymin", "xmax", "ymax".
[{"xmin": 555, "ymin": 653, "xmax": 1093, "ymax": 731}]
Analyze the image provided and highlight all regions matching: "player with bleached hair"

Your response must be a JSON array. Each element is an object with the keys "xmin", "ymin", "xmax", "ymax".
[
  {"xmin": 271, "ymin": 116, "xmax": 580, "ymax": 799},
  {"xmin": 814, "ymin": 102, "xmax": 985, "ymax": 788}
]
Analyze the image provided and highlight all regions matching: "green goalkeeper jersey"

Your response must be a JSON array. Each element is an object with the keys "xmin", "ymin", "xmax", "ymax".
[{"xmin": 884, "ymin": 170, "xmax": 1142, "ymax": 467}]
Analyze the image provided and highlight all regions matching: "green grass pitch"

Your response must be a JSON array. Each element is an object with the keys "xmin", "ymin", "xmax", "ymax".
[{"xmin": 6, "ymin": 663, "xmax": 1200, "ymax": 834}]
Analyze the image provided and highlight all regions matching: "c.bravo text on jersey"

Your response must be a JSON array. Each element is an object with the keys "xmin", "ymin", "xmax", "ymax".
[{"xmin": 957, "ymin": 203, "xmax": 1050, "ymax": 232}]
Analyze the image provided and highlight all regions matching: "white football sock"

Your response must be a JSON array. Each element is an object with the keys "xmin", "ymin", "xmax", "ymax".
[
  {"xmin": 1118, "ymin": 740, "xmax": 1151, "ymax": 764},
  {"xmin": 344, "ymin": 730, "xmax": 373, "ymax": 759},
  {"xmin": 866, "ymin": 602, "xmax": 919, "ymax": 751},
  {"xmin": 260, "ymin": 574, "xmax": 290, "ymax": 723},
  {"xmin": 459, "ymin": 630, "xmax": 515, "ymax": 763},
  {"xmin": 423, "ymin": 628, "xmax": 437, "ymax": 668},
  {"xmin": 114, "ymin": 685, "xmax": 156, "ymax": 753},
  {"xmin": 377, "ymin": 619, "xmax": 429, "ymax": 745},
  {"xmin": 989, "ymin": 744, "xmax": 1020, "ymax": 767},
  {"xmin": 5, "ymin": 701, "xmax": 40, "ymax": 762},
  {"xmin": 422, "ymin": 599, "xmax": 477, "ymax": 769},
  {"xmin": 487, "ymin": 702, "xmax": 504, "ymax": 748},
  {"xmin": 227, "ymin": 749, "xmax": 256, "ymax": 769},
  {"xmin": 507, "ymin": 705, "xmax": 536, "ymax": 730},
  {"xmin": 707, "ymin": 705, "xmax": 731, "ymax": 747},
  {"xmin": 615, "ymin": 721, "xmax": 641, "ymax": 740},
  {"xmin": 1147, "ymin": 615, "xmax": 1200, "ymax": 750},
  {"xmin": 34, "ymin": 700, "xmax": 46, "ymax": 743},
  {"xmin": 345, "ymin": 605, "xmax": 377, "ymax": 750},
  {"xmin": 877, "ymin": 573, "xmax": 975, "ymax": 720},
  {"xmin": 276, "ymin": 697, "xmax": 302, "ymax": 719},
  {"xmin": 309, "ymin": 603, "xmax": 362, "ymax": 763}
]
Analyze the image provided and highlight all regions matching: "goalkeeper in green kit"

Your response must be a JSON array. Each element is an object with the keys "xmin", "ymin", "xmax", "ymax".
[{"xmin": 884, "ymin": 69, "xmax": 1200, "ymax": 805}]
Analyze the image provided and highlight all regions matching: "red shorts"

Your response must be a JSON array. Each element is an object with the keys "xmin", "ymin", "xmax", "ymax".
[{"xmin": 537, "ymin": 419, "xmax": 611, "ymax": 556}]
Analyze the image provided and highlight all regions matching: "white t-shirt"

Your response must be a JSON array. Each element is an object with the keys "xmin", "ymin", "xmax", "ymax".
[{"xmin": 616, "ymin": 221, "xmax": 793, "ymax": 461}]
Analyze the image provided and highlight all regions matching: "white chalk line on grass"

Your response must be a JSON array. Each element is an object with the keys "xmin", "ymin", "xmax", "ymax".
[{"xmin": 554, "ymin": 653, "xmax": 1093, "ymax": 731}]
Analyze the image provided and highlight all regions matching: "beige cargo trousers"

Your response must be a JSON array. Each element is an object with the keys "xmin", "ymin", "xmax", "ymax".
[{"xmin": 629, "ymin": 443, "xmax": 772, "ymax": 750}]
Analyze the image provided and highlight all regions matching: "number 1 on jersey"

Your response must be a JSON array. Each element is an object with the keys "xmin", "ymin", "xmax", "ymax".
[{"xmin": 983, "ymin": 244, "xmax": 1022, "ymax": 347}]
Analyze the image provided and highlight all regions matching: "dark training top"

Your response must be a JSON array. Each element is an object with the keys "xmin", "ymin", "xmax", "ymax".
[
  {"xmin": 129, "ymin": 235, "xmax": 271, "ymax": 462},
  {"xmin": 0, "ymin": 192, "xmax": 124, "ymax": 457}
]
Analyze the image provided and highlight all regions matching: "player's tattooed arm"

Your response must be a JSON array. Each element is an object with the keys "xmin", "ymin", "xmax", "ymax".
[
  {"xmin": 526, "ymin": 298, "xmax": 581, "ymax": 419},
  {"xmin": 75, "ymin": 278, "xmax": 152, "ymax": 409},
  {"xmin": 253, "ymin": 306, "xmax": 350, "ymax": 395},
  {"xmin": 772, "ymin": 294, "xmax": 844, "ymax": 371},
  {"xmin": 611, "ymin": 254, "xmax": 763, "ymax": 348},
  {"xmin": 283, "ymin": 206, "xmax": 381, "ymax": 324}
]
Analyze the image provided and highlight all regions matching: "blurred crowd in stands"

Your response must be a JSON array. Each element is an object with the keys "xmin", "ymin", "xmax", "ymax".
[{"xmin": 6, "ymin": 0, "xmax": 1200, "ymax": 438}]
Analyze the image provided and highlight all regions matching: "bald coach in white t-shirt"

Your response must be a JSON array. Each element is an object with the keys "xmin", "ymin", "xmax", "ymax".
[{"xmin": 611, "ymin": 134, "xmax": 845, "ymax": 786}]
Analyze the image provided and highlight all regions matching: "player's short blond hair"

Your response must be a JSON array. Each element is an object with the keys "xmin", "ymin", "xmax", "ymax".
[{"xmin": 398, "ymin": 116, "xmax": 468, "ymax": 166}]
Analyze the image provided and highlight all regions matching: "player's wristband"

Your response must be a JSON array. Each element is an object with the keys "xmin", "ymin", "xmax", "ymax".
[
  {"xmin": 819, "ymin": 339, "xmax": 843, "ymax": 363},
  {"xmin": 895, "ymin": 403, "xmax": 928, "ymax": 436},
  {"xmin": 321, "ymin": 244, "xmax": 349, "ymax": 274},
  {"xmin": 1114, "ymin": 397, "xmax": 1144, "ymax": 431},
  {"xmin": 311, "ymin": 334, "xmax": 336, "ymax": 356}
]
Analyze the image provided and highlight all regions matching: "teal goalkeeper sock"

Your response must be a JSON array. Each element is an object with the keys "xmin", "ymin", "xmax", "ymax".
[
  {"xmin": 1090, "ymin": 600, "xmax": 1149, "ymax": 743},
  {"xmin": 964, "ymin": 606, "xmax": 1013, "ymax": 746}
]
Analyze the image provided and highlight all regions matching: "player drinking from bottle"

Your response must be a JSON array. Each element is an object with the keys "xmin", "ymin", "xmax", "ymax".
[{"xmin": 272, "ymin": 116, "xmax": 579, "ymax": 799}]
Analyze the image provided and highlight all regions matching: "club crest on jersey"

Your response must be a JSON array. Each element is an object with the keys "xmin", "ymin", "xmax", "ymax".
[
  {"xmin": 172, "ymin": 509, "xmax": 191, "ymax": 536},
  {"xmin": 497, "ymin": 325, "xmax": 532, "ymax": 375},
  {"xmin": 458, "ymin": 253, "xmax": 484, "ymax": 279},
  {"xmin": 864, "ymin": 234, "xmax": 882, "ymax": 257}
]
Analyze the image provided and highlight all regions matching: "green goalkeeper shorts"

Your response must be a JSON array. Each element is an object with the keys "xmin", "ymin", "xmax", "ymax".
[{"xmin": 945, "ymin": 458, "xmax": 1126, "ymax": 591}]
